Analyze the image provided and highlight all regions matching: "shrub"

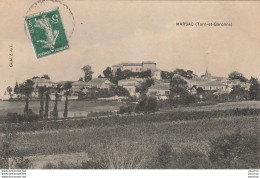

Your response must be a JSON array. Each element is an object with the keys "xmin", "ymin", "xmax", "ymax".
[
  {"xmin": 5, "ymin": 111, "xmax": 39, "ymax": 123},
  {"xmin": 118, "ymin": 105, "xmax": 134, "ymax": 114},
  {"xmin": 209, "ymin": 129, "xmax": 259, "ymax": 169},
  {"xmin": 173, "ymin": 146, "xmax": 210, "ymax": 169},
  {"xmin": 150, "ymin": 143, "xmax": 209, "ymax": 169},
  {"xmin": 102, "ymin": 139, "xmax": 145, "ymax": 169},
  {"xmin": 88, "ymin": 111, "xmax": 114, "ymax": 117},
  {"xmin": 136, "ymin": 96, "xmax": 158, "ymax": 113},
  {"xmin": 13, "ymin": 156, "xmax": 32, "ymax": 169}
]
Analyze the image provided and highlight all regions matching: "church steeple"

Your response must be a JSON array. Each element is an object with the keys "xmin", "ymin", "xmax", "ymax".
[{"xmin": 204, "ymin": 67, "xmax": 211, "ymax": 80}]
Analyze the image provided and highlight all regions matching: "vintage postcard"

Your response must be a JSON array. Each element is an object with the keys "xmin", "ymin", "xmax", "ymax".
[{"xmin": 0, "ymin": 0, "xmax": 259, "ymax": 174}]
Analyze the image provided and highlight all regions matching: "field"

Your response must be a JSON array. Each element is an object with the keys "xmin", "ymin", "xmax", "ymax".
[
  {"xmin": 7, "ymin": 116, "xmax": 259, "ymax": 168},
  {"xmin": 0, "ymin": 100, "xmax": 121, "ymax": 117},
  {"xmin": 160, "ymin": 100, "xmax": 260, "ymax": 112},
  {"xmin": 0, "ymin": 100, "xmax": 259, "ymax": 169}
]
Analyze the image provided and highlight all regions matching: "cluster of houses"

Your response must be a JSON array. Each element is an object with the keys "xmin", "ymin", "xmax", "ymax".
[
  {"xmin": 2, "ymin": 61, "xmax": 251, "ymax": 101},
  {"xmin": 113, "ymin": 62, "xmax": 250, "ymax": 100}
]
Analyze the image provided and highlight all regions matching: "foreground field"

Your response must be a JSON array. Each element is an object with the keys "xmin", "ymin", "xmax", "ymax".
[
  {"xmin": 160, "ymin": 100, "xmax": 260, "ymax": 112},
  {"xmin": 6, "ymin": 115, "xmax": 259, "ymax": 168},
  {"xmin": 0, "ymin": 101, "xmax": 259, "ymax": 169},
  {"xmin": 0, "ymin": 100, "xmax": 121, "ymax": 117}
]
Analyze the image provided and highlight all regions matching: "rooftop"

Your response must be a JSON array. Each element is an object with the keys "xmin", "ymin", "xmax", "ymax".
[
  {"xmin": 112, "ymin": 61, "xmax": 156, "ymax": 67},
  {"xmin": 72, "ymin": 81, "xmax": 88, "ymax": 86},
  {"xmin": 87, "ymin": 78, "xmax": 115, "ymax": 87},
  {"xmin": 32, "ymin": 78, "xmax": 56, "ymax": 84}
]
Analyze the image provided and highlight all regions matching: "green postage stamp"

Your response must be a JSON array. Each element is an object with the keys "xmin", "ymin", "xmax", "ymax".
[{"xmin": 25, "ymin": 8, "xmax": 69, "ymax": 59}]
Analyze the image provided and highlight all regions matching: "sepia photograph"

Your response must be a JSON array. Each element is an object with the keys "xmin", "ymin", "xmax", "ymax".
[{"xmin": 0, "ymin": 0, "xmax": 259, "ymax": 175}]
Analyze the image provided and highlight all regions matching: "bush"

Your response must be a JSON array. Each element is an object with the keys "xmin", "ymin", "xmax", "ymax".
[
  {"xmin": 136, "ymin": 96, "xmax": 158, "ymax": 113},
  {"xmin": 102, "ymin": 139, "xmax": 145, "ymax": 169},
  {"xmin": 13, "ymin": 156, "xmax": 32, "ymax": 169},
  {"xmin": 118, "ymin": 105, "xmax": 134, "ymax": 114},
  {"xmin": 173, "ymin": 146, "xmax": 210, "ymax": 169},
  {"xmin": 88, "ymin": 111, "xmax": 114, "ymax": 117},
  {"xmin": 150, "ymin": 143, "xmax": 209, "ymax": 169},
  {"xmin": 209, "ymin": 129, "xmax": 259, "ymax": 169},
  {"xmin": 5, "ymin": 110, "xmax": 39, "ymax": 123}
]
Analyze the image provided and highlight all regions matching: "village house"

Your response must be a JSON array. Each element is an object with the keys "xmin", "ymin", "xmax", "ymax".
[
  {"xmin": 71, "ymin": 81, "xmax": 89, "ymax": 93},
  {"xmin": 227, "ymin": 79, "xmax": 251, "ymax": 91},
  {"xmin": 182, "ymin": 69, "xmax": 231, "ymax": 93},
  {"xmin": 31, "ymin": 78, "xmax": 57, "ymax": 98},
  {"xmin": 118, "ymin": 78, "xmax": 144, "ymax": 96},
  {"xmin": 147, "ymin": 81, "xmax": 171, "ymax": 100},
  {"xmin": 112, "ymin": 61, "xmax": 156, "ymax": 76},
  {"xmin": 32, "ymin": 78, "xmax": 57, "ymax": 88},
  {"xmin": 86, "ymin": 78, "xmax": 115, "ymax": 90}
]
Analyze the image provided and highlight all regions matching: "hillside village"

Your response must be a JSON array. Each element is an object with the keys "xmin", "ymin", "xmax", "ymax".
[{"xmin": 2, "ymin": 61, "xmax": 256, "ymax": 102}]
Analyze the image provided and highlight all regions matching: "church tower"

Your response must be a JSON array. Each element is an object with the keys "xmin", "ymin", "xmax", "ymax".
[{"xmin": 204, "ymin": 67, "xmax": 212, "ymax": 81}]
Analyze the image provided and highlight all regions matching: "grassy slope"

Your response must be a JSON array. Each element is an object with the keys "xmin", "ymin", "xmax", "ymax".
[
  {"xmin": 10, "ymin": 115, "xmax": 259, "ymax": 168},
  {"xmin": 1, "ymin": 101, "xmax": 259, "ymax": 168}
]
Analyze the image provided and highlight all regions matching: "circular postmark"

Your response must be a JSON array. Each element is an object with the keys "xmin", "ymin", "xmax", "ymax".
[{"xmin": 24, "ymin": 0, "xmax": 75, "ymax": 39}]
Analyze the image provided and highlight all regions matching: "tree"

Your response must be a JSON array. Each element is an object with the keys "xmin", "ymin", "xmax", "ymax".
[
  {"xmin": 196, "ymin": 87, "xmax": 204, "ymax": 94},
  {"xmin": 103, "ymin": 67, "xmax": 113, "ymax": 79},
  {"xmin": 82, "ymin": 65, "xmax": 94, "ymax": 82},
  {"xmin": 37, "ymin": 86, "xmax": 46, "ymax": 119},
  {"xmin": 209, "ymin": 129, "xmax": 258, "ymax": 168},
  {"xmin": 18, "ymin": 80, "xmax": 34, "ymax": 114},
  {"xmin": 187, "ymin": 70, "xmax": 196, "ymax": 79},
  {"xmin": 78, "ymin": 77, "xmax": 84, "ymax": 82},
  {"xmin": 14, "ymin": 81, "xmax": 19, "ymax": 94},
  {"xmin": 51, "ymin": 84, "xmax": 62, "ymax": 118},
  {"xmin": 44, "ymin": 89, "xmax": 50, "ymax": 119},
  {"xmin": 110, "ymin": 86, "xmax": 130, "ymax": 97},
  {"xmin": 6, "ymin": 86, "xmax": 12, "ymax": 98},
  {"xmin": 32, "ymin": 76, "xmax": 40, "ymax": 80},
  {"xmin": 230, "ymin": 85, "xmax": 249, "ymax": 100},
  {"xmin": 249, "ymin": 77, "xmax": 260, "ymax": 100},
  {"xmin": 228, "ymin": 71, "xmax": 248, "ymax": 82},
  {"xmin": 161, "ymin": 71, "xmax": 174, "ymax": 79},
  {"xmin": 139, "ymin": 70, "xmax": 152, "ymax": 78},
  {"xmin": 41, "ymin": 74, "xmax": 50, "ymax": 80},
  {"xmin": 110, "ymin": 68, "xmax": 124, "ymax": 84},
  {"xmin": 170, "ymin": 77, "xmax": 188, "ymax": 95},
  {"xmin": 136, "ymin": 96, "xmax": 158, "ymax": 113},
  {"xmin": 169, "ymin": 77, "xmax": 190, "ymax": 105},
  {"xmin": 174, "ymin": 68, "xmax": 188, "ymax": 78},
  {"xmin": 63, "ymin": 82, "xmax": 72, "ymax": 118},
  {"xmin": 173, "ymin": 68, "xmax": 196, "ymax": 79},
  {"xmin": 136, "ymin": 79, "xmax": 155, "ymax": 95}
]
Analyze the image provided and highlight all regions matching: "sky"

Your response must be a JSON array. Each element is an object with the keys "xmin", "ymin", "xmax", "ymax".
[{"xmin": 0, "ymin": 0, "xmax": 260, "ymax": 97}]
